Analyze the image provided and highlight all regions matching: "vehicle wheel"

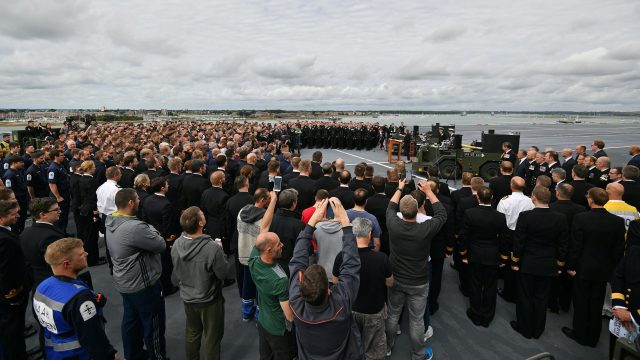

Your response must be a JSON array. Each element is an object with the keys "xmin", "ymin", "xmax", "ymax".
[
  {"xmin": 479, "ymin": 162, "xmax": 500, "ymax": 181},
  {"xmin": 438, "ymin": 160, "xmax": 461, "ymax": 180}
]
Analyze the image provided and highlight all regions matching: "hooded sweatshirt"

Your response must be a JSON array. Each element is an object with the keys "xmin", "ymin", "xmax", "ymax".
[
  {"xmin": 105, "ymin": 213, "xmax": 166, "ymax": 294},
  {"xmin": 237, "ymin": 205, "xmax": 266, "ymax": 266},
  {"xmin": 171, "ymin": 234, "xmax": 227, "ymax": 304},
  {"xmin": 314, "ymin": 220, "xmax": 344, "ymax": 282}
]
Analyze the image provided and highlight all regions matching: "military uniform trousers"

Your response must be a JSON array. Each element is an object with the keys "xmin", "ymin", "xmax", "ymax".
[
  {"xmin": 515, "ymin": 272, "xmax": 553, "ymax": 338},
  {"xmin": 572, "ymin": 279, "xmax": 607, "ymax": 347},
  {"xmin": 468, "ymin": 263, "xmax": 499, "ymax": 326}
]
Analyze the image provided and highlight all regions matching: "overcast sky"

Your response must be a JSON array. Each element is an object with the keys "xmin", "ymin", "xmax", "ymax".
[{"xmin": 1, "ymin": 0, "xmax": 639, "ymax": 111}]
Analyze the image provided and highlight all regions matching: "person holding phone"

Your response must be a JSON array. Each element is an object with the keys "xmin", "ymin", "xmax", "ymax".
[{"xmin": 385, "ymin": 179, "xmax": 447, "ymax": 359}]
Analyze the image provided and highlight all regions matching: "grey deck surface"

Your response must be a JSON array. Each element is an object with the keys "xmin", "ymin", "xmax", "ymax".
[{"xmin": 26, "ymin": 120, "xmax": 638, "ymax": 359}]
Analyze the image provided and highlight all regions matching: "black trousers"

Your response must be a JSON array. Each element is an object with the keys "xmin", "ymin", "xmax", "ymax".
[
  {"xmin": 548, "ymin": 271, "xmax": 573, "ymax": 312},
  {"xmin": 160, "ymin": 243, "xmax": 174, "ymax": 291},
  {"xmin": 515, "ymin": 272, "xmax": 552, "ymax": 338},
  {"xmin": 458, "ymin": 259, "xmax": 470, "ymax": 296},
  {"xmin": 572, "ymin": 279, "xmax": 607, "ymax": 347},
  {"xmin": 0, "ymin": 301, "xmax": 27, "ymax": 360},
  {"xmin": 469, "ymin": 263, "xmax": 498, "ymax": 325},
  {"xmin": 235, "ymin": 253, "xmax": 245, "ymax": 298},
  {"xmin": 428, "ymin": 258, "xmax": 444, "ymax": 311},
  {"xmin": 77, "ymin": 214, "xmax": 100, "ymax": 266},
  {"xmin": 257, "ymin": 323, "xmax": 295, "ymax": 360}
]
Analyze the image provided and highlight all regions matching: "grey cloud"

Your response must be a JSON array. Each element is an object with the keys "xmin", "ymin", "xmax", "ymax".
[
  {"xmin": 252, "ymin": 55, "xmax": 317, "ymax": 79},
  {"xmin": 424, "ymin": 25, "xmax": 467, "ymax": 43},
  {"xmin": 394, "ymin": 58, "xmax": 449, "ymax": 80},
  {"xmin": 107, "ymin": 24, "xmax": 181, "ymax": 57},
  {"xmin": 0, "ymin": 0, "xmax": 88, "ymax": 40}
]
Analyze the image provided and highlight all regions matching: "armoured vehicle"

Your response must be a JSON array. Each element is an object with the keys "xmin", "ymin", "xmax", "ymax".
[{"xmin": 412, "ymin": 124, "xmax": 520, "ymax": 181}]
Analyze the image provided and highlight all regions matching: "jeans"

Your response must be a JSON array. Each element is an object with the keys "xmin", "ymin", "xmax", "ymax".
[
  {"xmin": 184, "ymin": 297, "xmax": 224, "ymax": 360},
  {"xmin": 121, "ymin": 281, "xmax": 167, "ymax": 360},
  {"xmin": 353, "ymin": 307, "xmax": 387, "ymax": 360},
  {"xmin": 386, "ymin": 281, "xmax": 429, "ymax": 360}
]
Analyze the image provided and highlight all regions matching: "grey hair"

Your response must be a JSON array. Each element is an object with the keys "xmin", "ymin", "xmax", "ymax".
[
  {"xmin": 399, "ymin": 195, "xmax": 418, "ymax": 220},
  {"xmin": 550, "ymin": 168, "xmax": 566, "ymax": 180},
  {"xmin": 352, "ymin": 217, "xmax": 372, "ymax": 238},
  {"xmin": 278, "ymin": 188, "xmax": 298, "ymax": 209}
]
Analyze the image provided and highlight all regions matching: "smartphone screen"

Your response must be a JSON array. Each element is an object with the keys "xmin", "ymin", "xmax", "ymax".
[
  {"xmin": 325, "ymin": 204, "xmax": 334, "ymax": 219},
  {"xmin": 406, "ymin": 169, "xmax": 412, "ymax": 182},
  {"xmin": 274, "ymin": 176, "xmax": 282, "ymax": 192}
]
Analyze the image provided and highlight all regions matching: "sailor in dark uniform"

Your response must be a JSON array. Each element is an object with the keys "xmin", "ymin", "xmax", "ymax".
[
  {"xmin": 47, "ymin": 150, "xmax": 71, "ymax": 234},
  {"xmin": 501, "ymin": 142, "xmax": 517, "ymax": 164},
  {"xmin": 525, "ymin": 151, "xmax": 542, "ymax": 195},
  {"xmin": 3, "ymin": 156, "xmax": 29, "ymax": 233},
  {"xmin": 591, "ymin": 140, "xmax": 608, "ymax": 158},
  {"xmin": 26, "ymin": 150, "xmax": 49, "ymax": 199},
  {"xmin": 542, "ymin": 151, "xmax": 561, "ymax": 177}
]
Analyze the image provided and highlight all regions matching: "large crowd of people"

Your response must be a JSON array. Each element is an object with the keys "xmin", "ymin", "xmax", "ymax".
[{"xmin": 1, "ymin": 119, "xmax": 640, "ymax": 360}]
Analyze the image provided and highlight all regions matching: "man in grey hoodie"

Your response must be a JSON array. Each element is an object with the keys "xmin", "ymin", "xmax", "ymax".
[
  {"xmin": 237, "ymin": 188, "xmax": 277, "ymax": 321},
  {"xmin": 105, "ymin": 188, "xmax": 167, "ymax": 360},
  {"xmin": 314, "ymin": 198, "xmax": 346, "ymax": 282},
  {"xmin": 172, "ymin": 206, "xmax": 228, "ymax": 360}
]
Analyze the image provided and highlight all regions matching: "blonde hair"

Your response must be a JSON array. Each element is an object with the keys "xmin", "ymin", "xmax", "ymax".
[
  {"xmin": 134, "ymin": 174, "xmax": 150, "ymax": 190},
  {"xmin": 44, "ymin": 238, "xmax": 84, "ymax": 266},
  {"xmin": 78, "ymin": 160, "xmax": 95, "ymax": 174}
]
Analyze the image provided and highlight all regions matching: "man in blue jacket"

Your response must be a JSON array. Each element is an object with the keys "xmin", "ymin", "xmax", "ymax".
[{"xmin": 289, "ymin": 198, "xmax": 363, "ymax": 359}]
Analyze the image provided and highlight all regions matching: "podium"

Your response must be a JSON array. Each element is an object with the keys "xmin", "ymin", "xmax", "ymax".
[{"xmin": 388, "ymin": 139, "xmax": 403, "ymax": 163}]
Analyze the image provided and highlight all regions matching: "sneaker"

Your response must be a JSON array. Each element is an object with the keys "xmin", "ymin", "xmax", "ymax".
[
  {"xmin": 386, "ymin": 349, "xmax": 392, "ymax": 357},
  {"xmin": 422, "ymin": 347, "xmax": 434, "ymax": 360},
  {"xmin": 423, "ymin": 325, "xmax": 434, "ymax": 342},
  {"xmin": 396, "ymin": 328, "xmax": 402, "ymax": 335}
]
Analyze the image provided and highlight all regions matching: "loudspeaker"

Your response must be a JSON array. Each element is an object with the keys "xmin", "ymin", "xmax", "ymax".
[{"xmin": 451, "ymin": 134, "xmax": 462, "ymax": 149}]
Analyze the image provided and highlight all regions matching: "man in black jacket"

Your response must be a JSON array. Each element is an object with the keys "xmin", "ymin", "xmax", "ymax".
[
  {"xmin": 489, "ymin": 161, "xmax": 513, "ymax": 207},
  {"xmin": 454, "ymin": 177, "xmax": 484, "ymax": 297},
  {"xmin": 0, "ymin": 200, "xmax": 30, "ymax": 360},
  {"xmin": 329, "ymin": 170, "xmax": 355, "ymax": 210},
  {"xmin": 118, "ymin": 155, "xmax": 138, "ymax": 189},
  {"xmin": 310, "ymin": 151, "xmax": 323, "ymax": 180},
  {"xmin": 459, "ymin": 186, "xmax": 509, "ymax": 327},
  {"xmin": 510, "ymin": 186, "xmax": 568, "ymax": 339},
  {"xmin": 180, "ymin": 160, "xmax": 210, "ymax": 210},
  {"xmin": 548, "ymin": 183, "xmax": 587, "ymax": 313},
  {"xmin": 287, "ymin": 160, "xmax": 316, "ymax": 213},
  {"xmin": 425, "ymin": 180, "xmax": 455, "ymax": 316},
  {"xmin": 143, "ymin": 177, "xmax": 180, "ymax": 296},
  {"xmin": 166, "ymin": 158, "xmax": 184, "ymax": 208},
  {"xmin": 365, "ymin": 176, "xmax": 391, "ymax": 254},
  {"xmin": 268, "ymin": 188, "xmax": 305, "ymax": 276},
  {"xmin": 561, "ymin": 148, "xmax": 576, "ymax": 181},
  {"xmin": 562, "ymin": 187, "xmax": 626, "ymax": 347},
  {"xmin": 201, "ymin": 171, "xmax": 229, "ymax": 251},
  {"xmin": 224, "ymin": 175, "xmax": 254, "ymax": 297},
  {"xmin": 501, "ymin": 142, "xmax": 517, "ymax": 165},
  {"xmin": 569, "ymin": 164, "xmax": 594, "ymax": 209},
  {"xmin": 313, "ymin": 162, "xmax": 339, "ymax": 193},
  {"xmin": 621, "ymin": 165, "xmax": 640, "ymax": 209}
]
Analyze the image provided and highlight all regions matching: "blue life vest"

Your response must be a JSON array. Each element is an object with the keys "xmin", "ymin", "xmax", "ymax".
[{"xmin": 33, "ymin": 277, "xmax": 98, "ymax": 360}]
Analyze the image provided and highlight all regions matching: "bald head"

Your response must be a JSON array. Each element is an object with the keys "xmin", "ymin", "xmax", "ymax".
[
  {"xmin": 606, "ymin": 182, "xmax": 624, "ymax": 200},
  {"xmin": 210, "ymin": 171, "xmax": 225, "ymax": 186},
  {"xmin": 334, "ymin": 158, "xmax": 345, "ymax": 170},
  {"xmin": 255, "ymin": 232, "xmax": 281, "ymax": 255},
  {"xmin": 511, "ymin": 176, "xmax": 526, "ymax": 192},
  {"xmin": 596, "ymin": 156, "xmax": 610, "ymax": 170}
]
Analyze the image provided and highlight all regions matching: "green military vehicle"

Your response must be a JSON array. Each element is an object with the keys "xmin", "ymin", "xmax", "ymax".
[{"xmin": 412, "ymin": 124, "xmax": 520, "ymax": 181}]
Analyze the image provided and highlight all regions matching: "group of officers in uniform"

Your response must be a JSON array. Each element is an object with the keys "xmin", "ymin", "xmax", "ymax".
[{"xmin": 0, "ymin": 118, "xmax": 639, "ymax": 360}]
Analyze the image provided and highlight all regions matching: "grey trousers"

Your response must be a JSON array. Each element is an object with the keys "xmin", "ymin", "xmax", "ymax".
[
  {"xmin": 353, "ymin": 307, "xmax": 387, "ymax": 360},
  {"xmin": 385, "ymin": 281, "xmax": 429, "ymax": 360}
]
